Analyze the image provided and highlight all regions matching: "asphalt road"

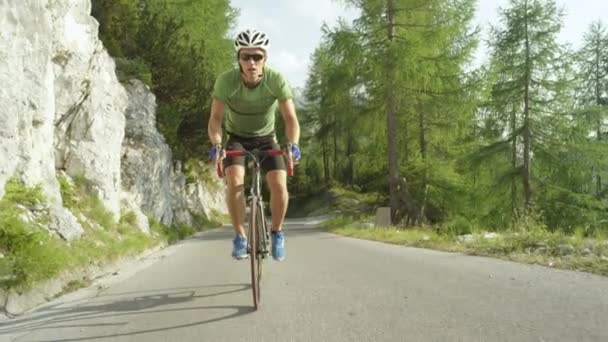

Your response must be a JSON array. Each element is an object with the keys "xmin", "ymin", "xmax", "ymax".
[{"xmin": 1, "ymin": 217, "xmax": 607, "ymax": 342}]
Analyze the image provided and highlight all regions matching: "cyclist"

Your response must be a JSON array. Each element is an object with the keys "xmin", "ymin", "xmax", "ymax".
[{"xmin": 208, "ymin": 29, "xmax": 301, "ymax": 262}]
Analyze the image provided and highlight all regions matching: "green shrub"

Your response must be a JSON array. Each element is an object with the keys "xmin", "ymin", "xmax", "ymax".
[
  {"xmin": 1, "ymin": 175, "xmax": 217, "ymax": 291},
  {"xmin": 60, "ymin": 174, "xmax": 115, "ymax": 229},
  {"xmin": 120, "ymin": 211, "xmax": 138, "ymax": 226},
  {"xmin": 0, "ymin": 179, "xmax": 66, "ymax": 290},
  {"xmin": 184, "ymin": 159, "xmax": 220, "ymax": 191},
  {"xmin": 439, "ymin": 216, "xmax": 473, "ymax": 236},
  {"xmin": 322, "ymin": 216, "xmax": 356, "ymax": 230},
  {"xmin": 115, "ymin": 57, "xmax": 152, "ymax": 85},
  {"xmin": 3, "ymin": 178, "xmax": 44, "ymax": 207}
]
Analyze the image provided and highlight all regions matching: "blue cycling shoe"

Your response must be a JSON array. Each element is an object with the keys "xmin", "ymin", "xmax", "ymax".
[
  {"xmin": 271, "ymin": 231, "xmax": 285, "ymax": 261},
  {"xmin": 232, "ymin": 234, "xmax": 248, "ymax": 260}
]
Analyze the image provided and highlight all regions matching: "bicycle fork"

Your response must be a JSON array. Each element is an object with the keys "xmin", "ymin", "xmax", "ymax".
[{"xmin": 248, "ymin": 198, "xmax": 269, "ymax": 256}]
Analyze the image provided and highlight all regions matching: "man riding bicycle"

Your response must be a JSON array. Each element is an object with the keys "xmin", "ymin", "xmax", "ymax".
[{"xmin": 208, "ymin": 29, "xmax": 301, "ymax": 262}]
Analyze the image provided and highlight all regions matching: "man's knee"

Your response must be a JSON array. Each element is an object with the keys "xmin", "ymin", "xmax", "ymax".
[
  {"xmin": 226, "ymin": 183, "xmax": 245, "ymax": 197},
  {"xmin": 225, "ymin": 166, "xmax": 245, "ymax": 195},
  {"xmin": 266, "ymin": 171, "xmax": 287, "ymax": 195}
]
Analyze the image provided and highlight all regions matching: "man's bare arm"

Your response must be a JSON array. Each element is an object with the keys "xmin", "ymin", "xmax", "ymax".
[
  {"xmin": 208, "ymin": 98, "xmax": 225, "ymax": 145},
  {"xmin": 278, "ymin": 98, "xmax": 300, "ymax": 145}
]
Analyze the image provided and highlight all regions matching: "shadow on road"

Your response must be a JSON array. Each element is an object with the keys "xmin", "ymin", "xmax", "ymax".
[{"xmin": 0, "ymin": 284, "xmax": 253, "ymax": 341}]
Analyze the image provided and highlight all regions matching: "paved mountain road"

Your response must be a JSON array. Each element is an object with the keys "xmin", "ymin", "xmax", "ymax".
[{"xmin": 1, "ymin": 217, "xmax": 607, "ymax": 341}]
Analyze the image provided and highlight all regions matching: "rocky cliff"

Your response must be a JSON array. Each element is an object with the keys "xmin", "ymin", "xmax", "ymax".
[{"xmin": 0, "ymin": 0, "xmax": 225, "ymax": 237}]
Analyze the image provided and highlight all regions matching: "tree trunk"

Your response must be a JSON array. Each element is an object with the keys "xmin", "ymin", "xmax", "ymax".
[
  {"xmin": 418, "ymin": 103, "xmax": 427, "ymax": 159},
  {"xmin": 597, "ymin": 122, "xmax": 602, "ymax": 196},
  {"xmin": 346, "ymin": 134, "xmax": 354, "ymax": 185},
  {"xmin": 386, "ymin": 0, "xmax": 400, "ymax": 223},
  {"xmin": 595, "ymin": 41, "xmax": 602, "ymax": 197},
  {"xmin": 322, "ymin": 136, "xmax": 330, "ymax": 185},
  {"xmin": 511, "ymin": 105, "xmax": 518, "ymax": 224},
  {"xmin": 418, "ymin": 102, "xmax": 428, "ymax": 223},
  {"xmin": 522, "ymin": 0, "xmax": 533, "ymax": 211},
  {"xmin": 333, "ymin": 116, "xmax": 338, "ymax": 180}
]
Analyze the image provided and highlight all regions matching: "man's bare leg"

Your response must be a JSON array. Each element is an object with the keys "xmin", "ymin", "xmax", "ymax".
[
  {"xmin": 266, "ymin": 170, "xmax": 288, "ymax": 231},
  {"xmin": 225, "ymin": 165, "xmax": 246, "ymax": 237}
]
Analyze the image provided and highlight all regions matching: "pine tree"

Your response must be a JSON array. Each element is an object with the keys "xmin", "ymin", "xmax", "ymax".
[
  {"xmin": 484, "ymin": 0, "xmax": 565, "ymax": 216},
  {"xmin": 576, "ymin": 21, "xmax": 608, "ymax": 197}
]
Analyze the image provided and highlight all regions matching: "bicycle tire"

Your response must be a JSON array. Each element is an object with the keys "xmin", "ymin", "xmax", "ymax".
[
  {"xmin": 255, "ymin": 200, "xmax": 267, "ymax": 298},
  {"xmin": 249, "ymin": 196, "xmax": 260, "ymax": 310}
]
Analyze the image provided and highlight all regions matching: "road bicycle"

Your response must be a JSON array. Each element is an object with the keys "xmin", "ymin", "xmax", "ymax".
[{"xmin": 217, "ymin": 147, "xmax": 293, "ymax": 309}]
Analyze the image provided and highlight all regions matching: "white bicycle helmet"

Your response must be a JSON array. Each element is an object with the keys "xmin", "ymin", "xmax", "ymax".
[{"xmin": 234, "ymin": 29, "xmax": 270, "ymax": 53}]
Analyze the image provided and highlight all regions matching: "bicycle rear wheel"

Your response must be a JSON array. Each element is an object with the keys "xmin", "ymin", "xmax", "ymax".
[{"xmin": 248, "ymin": 196, "xmax": 260, "ymax": 309}]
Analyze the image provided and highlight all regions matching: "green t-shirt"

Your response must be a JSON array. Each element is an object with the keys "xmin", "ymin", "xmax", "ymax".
[{"xmin": 212, "ymin": 65, "xmax": 293, "ymax": 137}]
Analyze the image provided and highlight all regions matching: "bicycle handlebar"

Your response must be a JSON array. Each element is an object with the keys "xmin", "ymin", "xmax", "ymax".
[{"xmin": 216, "ymin": 149, "xmax": 294, "ymax": 178}]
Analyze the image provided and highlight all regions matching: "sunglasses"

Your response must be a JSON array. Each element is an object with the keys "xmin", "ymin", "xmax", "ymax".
[{"xmin": 239, "ymin": 53, "xmax": 265, "ymax": 62}]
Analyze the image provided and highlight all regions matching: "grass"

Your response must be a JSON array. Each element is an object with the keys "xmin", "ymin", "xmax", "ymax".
[
  {"xmin": 288, "ymin": 185, "xmax": 381, "ymax": 218},
  {"xmin": 322, "ymin": 216, "xmax": 608, "ymax": 277},
  {"xmin": 54, "ymin": 278, "xmax": 93, "ymax": 299},
  {"xmin": 149, "ymin": 212, "xmax": 220, "ymax": 245},
  {"xmin": 0, "ymin": 179, "xmax": 66, "ymax": 290},
  {"xmin": 0, "ymin": 175, "xmax": 221, "ymax": 293},
  {"xmin": 184, "ymin": 158, "xmax": 222, "ymax": 191}
]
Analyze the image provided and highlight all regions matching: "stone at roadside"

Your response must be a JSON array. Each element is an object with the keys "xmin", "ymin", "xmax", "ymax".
[
  {"xmin": 48, "ymin": 205, "xmax": 84, "ymax": 241},
  {"xmin": 458, "ymin": 234, "xmax": 474, "ymax": 243},
  {"xmin": 374, "ymin": 207, "xmax": 391, "ymax": 227},
  {"xmin": 483, "ymin": 232, "xmax": 499, "ymax": 239}
]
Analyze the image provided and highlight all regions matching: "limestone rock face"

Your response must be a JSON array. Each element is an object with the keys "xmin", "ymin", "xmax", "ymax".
[
  {"xmin": 50, "ymin": 0, "xmax": 128, "ymax": 217},
  {"xmin": 121, "ymin": 80, "xmax": 227, "ymax": 228},
  {"xmin": 121, "ymin": 80, "xmax": 175, "ymax": 226},
  {"xmin": 1, "ymin": 0, "xmax": 127, "ymax": 219},
  {"xmin": 0, "ymin": 1, "xmax": 226, "ymax": 235},
  {"xmin": 0, "ymin": 0, "xmax": 229, "ymax": 316}
]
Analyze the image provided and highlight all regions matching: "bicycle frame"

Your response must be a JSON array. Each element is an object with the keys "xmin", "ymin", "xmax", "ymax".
[
  {"xmin": 216, "ymin": 148, "xmax": 293, "ymax": 309},
  {"xmin": 240, "ymin": 150, "xmax": 271, "ymax": 258}
]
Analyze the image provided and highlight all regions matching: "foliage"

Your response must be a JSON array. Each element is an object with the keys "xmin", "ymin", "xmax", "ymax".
[
  {"xmin": 0, "ymin": 179, "xmax": 66, "ymax": 290},
  {"xmin": 147, "ymin": 210, "xmax": 221, "ymax": 246},
  {"xmin": 0, "ymin": 175, "xmax": 219, "ymax": 291},
  {"xmin": 324, "ymin": 215, "xmax": 608, "ymax": 276},
  {"xmin": 92, "ymin": 0, "xmax": 237, "ymax": 160},
  {"xmin": 299, "ymin": 0, "xmax": 479, "ymax": 225},
  {"xmin": 184, "ymin": 159, "xmax": 221, "ymax": 191},
  {"xmin": 2, "ymin": 178, "xmax": 45, "ymax": 207},
  {"xmin": 91, "ymin": 0, "xmax": 608, "ymax": 234}
]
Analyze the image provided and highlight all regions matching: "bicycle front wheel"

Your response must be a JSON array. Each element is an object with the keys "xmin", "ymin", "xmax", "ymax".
[
  {"xmin": 255, "ymin": 199, "xmax": 268, "ymax": 298},
  {"xmin": 248, "ymin": 196, "xmax": 260, "ymax": 310}
]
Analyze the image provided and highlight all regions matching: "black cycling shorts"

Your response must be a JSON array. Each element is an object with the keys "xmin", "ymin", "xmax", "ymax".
[{"xmin": 223, "ymin": 133, "xmax": 286, "ymax": 172}]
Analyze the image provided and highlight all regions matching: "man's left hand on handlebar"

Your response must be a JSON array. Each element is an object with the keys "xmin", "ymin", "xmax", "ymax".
[
  {"xmin": 208, "ymin": 144, "xmax": 224, "ymax": 162},
  {"xmin": 288, "ymin": 143, "xmax": 301, "ymax": 162}
]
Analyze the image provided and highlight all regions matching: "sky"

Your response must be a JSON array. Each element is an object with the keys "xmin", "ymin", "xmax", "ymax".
[{"xmin": 229, "ymin": 0, "xmax": 608, "ymax": 89}]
